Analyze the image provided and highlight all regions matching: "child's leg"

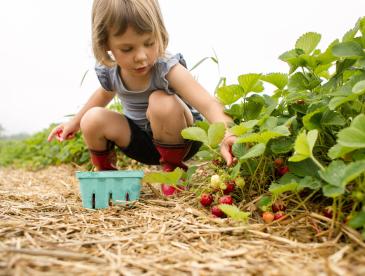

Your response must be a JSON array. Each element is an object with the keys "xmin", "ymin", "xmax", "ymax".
[
  {"xmin": 147, "ymin": 90, "xmax": 194, "ymax": 143},
  {"xmin": 147, "ymin": 91, "xmax": 195, "ymax": 195},
  {"xmin": 80, "ymin": 107, "xmax": 131, "ymax": 170}
]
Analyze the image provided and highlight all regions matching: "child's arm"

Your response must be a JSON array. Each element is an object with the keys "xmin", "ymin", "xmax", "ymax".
[
  {"xmin": 167, "ymin": 63, "xmax": 237, "ymax": 166},
  {"xmin": 48, "ymin": 87, "xmax": 115, "ymax": 142}
]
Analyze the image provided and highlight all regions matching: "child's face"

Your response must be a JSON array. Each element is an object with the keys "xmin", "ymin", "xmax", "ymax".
[{"xmin": 107, "ymin": 26, "xmax": 159, "ymax": 78}]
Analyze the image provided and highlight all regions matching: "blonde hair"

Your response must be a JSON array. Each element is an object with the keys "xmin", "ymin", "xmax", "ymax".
[{"xmin": 92, "ymin": 0, "xmax": 169, "ymax": 66}]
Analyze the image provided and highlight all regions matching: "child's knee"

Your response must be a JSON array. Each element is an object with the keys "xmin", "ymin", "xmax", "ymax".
[
  {"xmin": 147, "ymin": 90, "xmax": 183, "ymax": 119},
  {"xmin": 80, "ymin": 107, "xmax": 105, "ymax": 133}
]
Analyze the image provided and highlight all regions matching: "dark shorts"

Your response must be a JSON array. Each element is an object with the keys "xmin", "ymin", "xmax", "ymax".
[{"xmin": 119, "ymin": 117, "xmax": 203, "ymax": 165}]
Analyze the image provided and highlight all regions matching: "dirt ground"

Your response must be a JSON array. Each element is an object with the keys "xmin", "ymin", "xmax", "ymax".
[{"xmin": 0, "ymin": 165, "xmax": 365, "ymax": 276}]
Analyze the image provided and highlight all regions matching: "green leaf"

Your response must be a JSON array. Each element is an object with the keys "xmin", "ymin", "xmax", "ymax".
[
  {"xmin": 289, "ymin": 130, "xmax": 318, "ymax": 162},
  {"xmin": 224, "ymin": 104, "xmax": 244, "ymax": 120},
  {"xmin": 328, "ymin": 144, "xmax": 356, "ymax": 159},
  {"xmin": 322, "ymin": 185, "xmax": 345, "ymax": 198},
  {"xmin": 288, "ymin": 159, "xmax": 320, "ymax": 178},
  {"xmin": 269, "ymin": 174, "xmax": 301, "ymax": 197},
  {"xmin": 260, "ymin": 116, "xmax": 278, "ymax": 131},
  {"xmin": 328, "ymin": 95, "xmax": 357, "ymax": 110},
  {"xmin": 342, "ymin": 23, "xmax": 359, "ymax": 42},
  {"xmin": 295, "ymin": 32, "xmax": 321, "ymax": 54},
  {"xmin": 219, "ymin": 204, "xmax": 250, "ymax": 222},
  {"xmin": 243, "ymin": 101, "xmax": 263, "ymax": 120},
  {"xmin": 232, "ymin": 143, "xmax": 248, "ymax": 159},
  {"xmin": 338, "ymin": 114, "xmax": 365, "ymax": 148},
  {"xmin": 208, "ymin": 123, "xmax": 225, "ymax": 147},
  {"xmin": 270, "ymin": 137, "xmax": 294, "ymax": 154},
  {"xmin": 288, "ymin": 72, "xmax": 308, "ymax": 91},
  {"xmin": 239, "ymin": 143, "xmax": 266, "ymax": 160},
  {"xmin": 181, "ymin": 127, "xmax": 208, "ymax": 145},
  {"xmin": 302, "ymin": 110, "xmax": 323, "ymax": 130},
  {"xmin": 317, "ymin": 39, "xmax": 339, "ymax": 64},
  {"xmin": 319, "ymin": 160, "xmax": 365, "ymax": 197},
  {"xmin": 237, "ymin": 129, "xmax": 289, "ymax": 145},
  {"xmin": 320, "ymin": 110, "xmax": 346, "ymax": 127},
  {"xmin": 288, "ymin": 72, "xmax": 321, "ymax": 91},
  {"xmin": 230, "ymin": 162, "xmax": 241, "ymax": 179},
  {"xmin": 261, "ymin": 73, "xmax": 288, "ymax": 90},
  {"xmin": 257, "ymin": 196, "xmax": 272, "ymax": 212},
  {"xmin": 348, "ymin": 211, "xmax": 365, "ymax": 229},
  {"xmin": 143, "ymin": 167, "xmax": 184, "ymax": 185},
  {"xmin": 230, "ymin": 120, "xmax": 258, "ymax": 136},
  {"xmin": 332, "ymin": 41, "xmax": 365, "ymax": 59},
  {"xmin": 216, "ymin": 85, "xmax": 244, "ymax": 105},
  {"xmin": 279, "ymin": 49, "xmax": 305, "ymax": 73},
  {"xmin": 238, "ymin": 73, "xmax": 262, "ymax": 94},
  {"xmin": 352, "ymin": 80, "xmax": 365, "ymax": 94},
  {"xmin": 195, "ymin": 120, "xmax": 210, "ymax": 132},
  {"xmin": 298, "ymin": 176, "xmax": 322, "ymax": 190}
]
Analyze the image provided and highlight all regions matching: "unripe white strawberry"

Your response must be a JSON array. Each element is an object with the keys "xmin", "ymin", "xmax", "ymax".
[{"xmin": 210, "ymin": 174, "xmax": 221, "ymax": 188}]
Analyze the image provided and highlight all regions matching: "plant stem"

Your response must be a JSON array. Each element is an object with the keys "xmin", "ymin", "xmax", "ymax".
[{"xmin": 311, "ymin": 156, "xmax": 325, "ymax": 171}]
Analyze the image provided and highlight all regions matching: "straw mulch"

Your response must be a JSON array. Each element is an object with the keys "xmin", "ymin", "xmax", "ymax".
[{"xmin": 1, "ymin": 165, "xmax": 365, "ymax": 276}]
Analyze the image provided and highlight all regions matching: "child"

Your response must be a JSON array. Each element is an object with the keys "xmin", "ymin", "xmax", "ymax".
[{"xmin": 48, "ymin": 0, "xmax": 236, "ymax": 196}]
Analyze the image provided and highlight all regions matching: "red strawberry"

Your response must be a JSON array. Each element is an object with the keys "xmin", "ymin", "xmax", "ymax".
[
  {"xmin": 277, "ymin": 166, "xmax": 289, "ymax": 176},
  {"xmin": 274, "ymin": 158, "xmax": 284, "ymax": 168},
  {"xmin": 274, "ymin": 211, "xmax": 285, "ymax": 221},
  {"xmin": 219, "ymin": 195, "xmax": 233, "ymax": 205},
  {"xmin": 223, "ymin": 180, "xmax": 235, "ymax": 195},
  {"xmin": 161, "ymin": 184, "xmax": 176, "ymax": 196},
  {"xmin": 262, "ymin": 211, "xmax": 274, "ymax": 223},
  {"xmin": 271, "ymin": 199, "xmax": 286, "ymax": 212},
  {"xmin": 200, "ymin": 193, "xmax": 213, "ymax": 207},
  {"xmin": 56, "ymin": 129, "xmax": 63, "ymax": 137},
  {"xmin": 211, "ymin": 205, "xmax": 226, "ymax": 218}
]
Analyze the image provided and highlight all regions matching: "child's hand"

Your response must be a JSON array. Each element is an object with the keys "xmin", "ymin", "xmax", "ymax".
[
  {"xmin": 220, "ymin": 134, "xmax": 237, "ymax": 167},
  {"xmin": 48, "ymin": 123, "xmax": 78, "ymax": 142}
]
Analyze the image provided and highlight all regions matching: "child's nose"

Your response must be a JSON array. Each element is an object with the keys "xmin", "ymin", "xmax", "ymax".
[{"xmin": 134, "ymin": 49, "xmax": 147, "ymax": 63}]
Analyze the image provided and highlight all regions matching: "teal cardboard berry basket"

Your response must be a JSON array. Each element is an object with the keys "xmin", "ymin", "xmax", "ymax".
[{"xmin": 76, "ymin": 170, "xmax": 144, "ymax": 209}]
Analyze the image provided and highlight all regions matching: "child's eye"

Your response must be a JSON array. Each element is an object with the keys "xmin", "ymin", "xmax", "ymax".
[
  {"xmin": 145, "ymin": 42, "xmax": 155, "ymax": 47},
  {"xmin": 121, "ymin": 48, "xmax": 132, "ymax": 53}
]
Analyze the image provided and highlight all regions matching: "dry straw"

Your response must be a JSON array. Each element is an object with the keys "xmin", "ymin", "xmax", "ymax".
[{"xmin": 0, "ymin": 165, "xmax": 365, "ymax": 275}]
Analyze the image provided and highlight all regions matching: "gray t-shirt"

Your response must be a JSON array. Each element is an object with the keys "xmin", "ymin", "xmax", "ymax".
[{"xmin": 95, "ymin": 53, "xmax": 202, "ymax": 131}]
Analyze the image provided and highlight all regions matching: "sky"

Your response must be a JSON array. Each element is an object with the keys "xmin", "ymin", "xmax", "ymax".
[{"xmin": 0, "ymin": 0, "xmax": 364, "ymax": 135}]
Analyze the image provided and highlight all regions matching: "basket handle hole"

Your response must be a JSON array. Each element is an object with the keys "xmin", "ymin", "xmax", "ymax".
[
  {"xmin": 92, "ymin": 193, "xmax": 96, "ymax": 209},
  {"xmin": 109, "ymin": 193, "xmax": 113, "ymax": 206}
]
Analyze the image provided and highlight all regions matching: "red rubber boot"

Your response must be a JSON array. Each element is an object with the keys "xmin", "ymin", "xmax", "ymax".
[
  {"xmin": 154, "ymin": 142, "xmax": 191, "ymax": 196},
  {"xmin": 89, "ymin": 142, "xmax": 117, "ymax": 171}
]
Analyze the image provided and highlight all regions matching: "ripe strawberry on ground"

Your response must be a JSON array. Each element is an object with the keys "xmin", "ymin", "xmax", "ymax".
[
  {"xmin": 271, "ymin": 199, "xmax": 286, "ymax": 212},
  {"xmin": 161, "ymin": 184, "xmax": 177, "ymax": 196},
  {"xmin": 262, "ymin": 211, "xmax": 274, "ymax": 223},
  {"xmin": 200, "ymin": 193, "xmax": 213, "ymax": 207},
  {"xmin": 219, "ymin": 195, "xmax": 233, "ymax": 205},
  {"xmin": 223, "ymin": 180, "xmax": 235, "ymax": 195},
  {"xmin": 274, "ymin": 211, "xmax": 285, "ymax": 221},
  {"xmin": 211, "ymin": 205, "xmax": 226, "ymax": 218}
]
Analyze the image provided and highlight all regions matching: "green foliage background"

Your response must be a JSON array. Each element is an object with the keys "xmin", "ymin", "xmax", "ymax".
[{"xmin": 0, "ymin": 126, "xmax": 89, "ymax": 170}]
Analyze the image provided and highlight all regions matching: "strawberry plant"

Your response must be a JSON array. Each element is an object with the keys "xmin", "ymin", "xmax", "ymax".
[{"xmin": 180, "ymin": 17, "xmax": 365, "ymax": 238}]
